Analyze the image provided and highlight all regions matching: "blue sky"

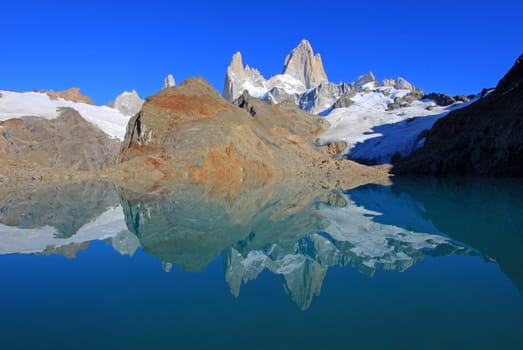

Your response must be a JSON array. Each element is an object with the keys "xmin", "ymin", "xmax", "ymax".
[{"xmin": 2, "ymin": 0, "xmax": 522, "ymax": 104}]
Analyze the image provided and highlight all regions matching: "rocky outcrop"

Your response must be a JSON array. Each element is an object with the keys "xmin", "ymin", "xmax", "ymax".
[
  {"xmin": 114, "ymin": 77, "xmax": 388, "ymax": 191},
  {"xmin": 393, "ymin": 53, "xmax": 523, "ymax": 176},
  {"xmin": 422, "ymin": 93, "xmax": 457, "ymax": 106},
  {"xmin": 233, "ymin": 90, "xmax": 256, "ymax": 116},
  {"xmin": 282, "ymin": 39, "xmax": 328, "ymax": 89},
  {"xmin": 386, "ymin": 90, "xmax": 424, "ymax": 110},
  {"xmin": 108, "ymin": 90, "xmax": 144, "ymax": 116},
  {"xmin": 382, "ymin": 77, "xmax": 416, "ymax": 91},
  {"xmin": 298, "ymin": 82, "xmax": 353, "ymax": 114},
  {"xmin": 163, "ymin": 74, "xmax": 176, "ymax": 89},
  {"xmin": 333, "ymin": 90, "xmax": 358, "ymax": 109},
  {"xmin": 0, "ymin": 107, "xmax": 120, "ymax": 171},
  {"xmin": 321, "ymin": 141, "xmax": 347, "ymax": 157},
  {"xmin": 44, "ymin": 87, "xmax": 94, "ymax": 105},
  {"xmin": 355, "ymin": 72, "xmax": 378, "ymax": 90}
]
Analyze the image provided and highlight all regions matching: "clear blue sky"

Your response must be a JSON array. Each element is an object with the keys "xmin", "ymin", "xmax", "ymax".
[{"xmin": 2, "ymin": 0, "xmax": 522, "ymax": 104}]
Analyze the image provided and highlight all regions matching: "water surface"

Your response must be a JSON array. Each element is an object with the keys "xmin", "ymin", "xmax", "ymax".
[{"xmin": 0, "ymin": 179, "xmax": 522, "ymax": 349}]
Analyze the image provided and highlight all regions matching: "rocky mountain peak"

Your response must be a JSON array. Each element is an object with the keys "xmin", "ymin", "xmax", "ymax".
[
  {"xmin": 382, "ymin": 77, "xmax": 416, "ymax": 91},
  {"xmin": 109, "ymin": 90, "xmax": 144, "ymax": 116},
  {"xmin": 283, "ymin": 39, "xmax": 328, "ymax": 89},
  {"xmin": 495, "ymin": 53, "xmax": 523, "ymax": 95},
  {"xmin": 355, "ymin": 71, "xmax": 378, "ymax": 90},
  {"xmin": 229, "ymin": 51, "xmax": 244, "ymax": 75},
  {"xmin": 44, "ymin": 87, "xmax": 94, "ymax": 105},
  {"xmin": 163, "ymin": 74, "xmax": 176, "ymax": 89}
]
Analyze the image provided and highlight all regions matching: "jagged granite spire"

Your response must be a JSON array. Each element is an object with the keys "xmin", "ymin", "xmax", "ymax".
[
  {"xmin": 282, "ymin": 39, "xmax": 328, "ymax": 89},
  {"xmin": 223, "ymin": 51, "xmax": 266, "ymax": 102},
  {"xmin": 163, "ymin": 74, "xmax": 176, "ymax": 89}
]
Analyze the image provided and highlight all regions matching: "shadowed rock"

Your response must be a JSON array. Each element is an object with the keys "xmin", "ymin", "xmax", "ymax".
[{"xmin": 394, "ymin": 53, "xmax": 523, "ymax": 176}]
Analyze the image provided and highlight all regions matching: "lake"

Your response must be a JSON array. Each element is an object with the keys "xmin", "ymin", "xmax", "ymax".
[{"xmin": 1, "ymin": 178, "xmax": 522, "ymax": 349}]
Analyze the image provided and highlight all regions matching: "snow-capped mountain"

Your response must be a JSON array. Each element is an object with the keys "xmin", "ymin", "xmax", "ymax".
[
  {"xmin": 0, "ymin": 89, "xmax": 132, "ymax": 140},
  {"xmin": 223, "ymin": 39, "xmax": 473, "ymax": 164},
  {"xmin": 318, "ymin": 90, "xmax": 474, "ymax": 164},
  {"xmin": 223, "ymin": 51, "xmax": 307, "ymax": 103}
]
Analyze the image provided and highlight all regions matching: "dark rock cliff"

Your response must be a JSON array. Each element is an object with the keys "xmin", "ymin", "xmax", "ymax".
[{"xmin": 393, "ymin": 54, "xmax": 523, "ymax": 176}]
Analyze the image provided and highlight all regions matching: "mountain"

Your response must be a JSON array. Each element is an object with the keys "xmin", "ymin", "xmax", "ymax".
[
  {"xmin": 223, "ymin": 39, "xmax": 329, "ymax": 107},
  {"xmin": 107, "ymin": 90, "xmax": 144, "ymax": 116},
  {"xmin": 222, "ymin": 39, "xmax": 475, "ymax": 165},
  {"xmin": 0, "ymin": 89, "xmax": 131, "ymax": 140},
  {"xmin": 393, "ymin": 53, "xmax": 523, "ymax": 176},
  {"xmin": 282, "ymin": 39, "xmax": 328, "ymax": 89},
  {"xmin": 0, "ymin": 107, "xmax": 120, "ymax": 171}
]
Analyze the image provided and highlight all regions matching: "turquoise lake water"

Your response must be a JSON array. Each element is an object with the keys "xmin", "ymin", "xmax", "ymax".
[{"xmin": 0, "ymin": 179, "xmax": 522, "ymax": 349}]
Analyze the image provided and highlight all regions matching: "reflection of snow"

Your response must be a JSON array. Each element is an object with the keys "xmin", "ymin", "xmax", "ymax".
[{"xmin": 0, "ymin": 206, "xmax": 128, "ymax": 254}]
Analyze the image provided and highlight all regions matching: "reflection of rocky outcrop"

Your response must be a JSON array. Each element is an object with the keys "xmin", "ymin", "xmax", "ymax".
[
  {"xmin": 385, "ymin": 177, "xmax": 523, "ymax": 293},
  {"xmin": 0, "ymin": 181, "xmax": 119, "ymax": 238},
  {"xmin": 118, "ymin": 181, "xmax": 330, "ymax": 273}
]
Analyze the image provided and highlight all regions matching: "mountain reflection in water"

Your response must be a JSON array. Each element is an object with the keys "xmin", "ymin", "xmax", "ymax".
[{"xmin": 0, "ymin": 178, "xmax": 522, "ymax": 310}]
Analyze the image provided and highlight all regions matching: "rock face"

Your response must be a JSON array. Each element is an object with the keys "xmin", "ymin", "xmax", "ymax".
[
  {"xmin": 333, "ymin": 90, "xmax": 358, "ymax": 109},
  {"xmin": 108, "ymin": 90, "xmax": 144, "ymax": 116},
  {"xmin": 393, "ymin": 53, "xmax": 523, "ymax": 176},
  {"xmin": 44, "ymin": 87, "xmax": 94, "ymax": 105},
  {"xmin": 422, "ymin": 93, "xmax": 457, "ymax": 106},
  {"xmin": 163, "ymin": 74, "xmax": 176, "ymax": 89},
  {"xmin": 282, "ymin": 39, "xmax": 328, "ymax": 89},
  {"xmin": 0, "ymin": 107, "xmax": 120, "ymax": 171}
]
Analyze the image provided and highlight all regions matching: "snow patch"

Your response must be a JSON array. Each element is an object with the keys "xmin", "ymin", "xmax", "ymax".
[{"xmin": 0, "ymin": 90, "xmax": 131, "ymax": 140}]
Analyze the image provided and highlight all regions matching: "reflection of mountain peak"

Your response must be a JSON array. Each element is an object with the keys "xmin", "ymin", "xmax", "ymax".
[{"xmin": 222, "ymin": 188, "xmax": 472, "ymax": 309}]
